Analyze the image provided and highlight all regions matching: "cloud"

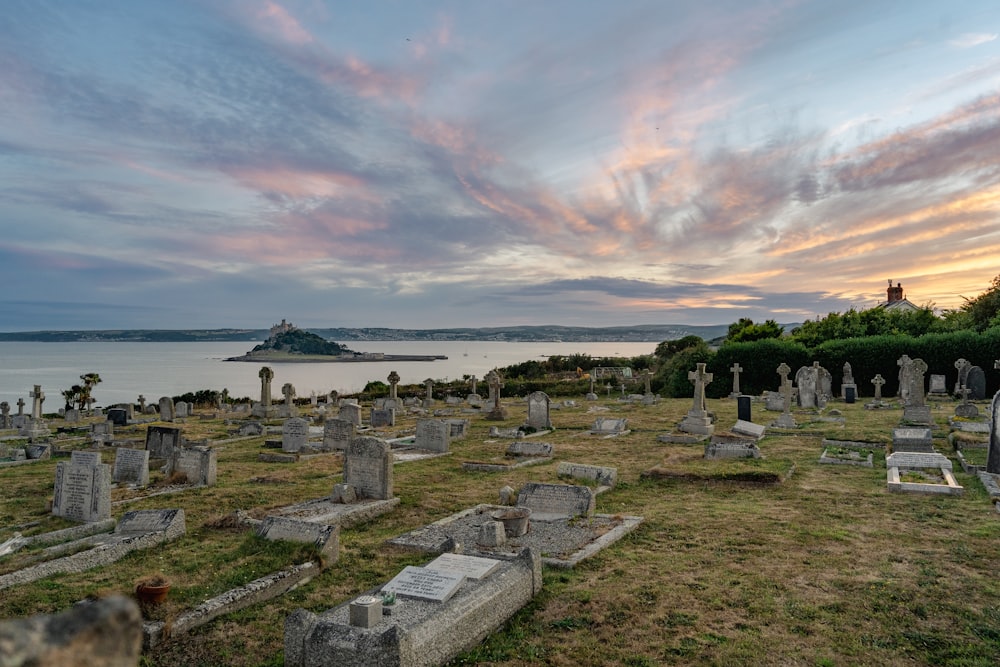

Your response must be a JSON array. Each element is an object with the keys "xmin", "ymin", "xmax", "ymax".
[{"xmin": 950, "ymin": 33, "xmax": 998, "ymax": 49}]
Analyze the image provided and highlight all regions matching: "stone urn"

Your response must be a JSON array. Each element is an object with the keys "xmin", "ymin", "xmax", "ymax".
[{"xmin": 491, "ymin": 507, "xmax": 531, "ymax": 537}]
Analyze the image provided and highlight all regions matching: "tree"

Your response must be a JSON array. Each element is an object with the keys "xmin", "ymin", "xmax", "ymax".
[
  {"xmin": 725, "ymin": 318, "xmax": 784, "ymax": 343},
  {"xmin": 655, "ymin": 335, "xmax": 704, "ymax": 359},
  {"xmin": 961, "ymin": 273, "xmax": 1000, "ymax": 331}
]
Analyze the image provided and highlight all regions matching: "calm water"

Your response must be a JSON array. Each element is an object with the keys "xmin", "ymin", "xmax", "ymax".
[{"xmin": 0, "ymin": 341, "xmax": 655, "ymax": 406}]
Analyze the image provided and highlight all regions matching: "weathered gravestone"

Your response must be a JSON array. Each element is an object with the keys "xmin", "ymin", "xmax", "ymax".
[
  {"xmin": 168, "ymin": 446, "xmax": 217, "ymax": 486},
  {"xmin": 370, "ymin": 408, "xmax": 395, "ymax": 428},
  {"xmin": 517, "ymin": 482, "xmax": 595, "ymax": 520},
  {"xmin": 987, "ymin": 390, "xmax": 1000, "ymax": 475},
  {"xmin": 174, "ymin": 401, "xmax": 190, "ymax": 419},
  {"xmin": 338, "ymin": 403, "xmax": 362, "ymax": 427},
  {"xmin": 506, "ymin": 441, "xmax": 553, "ymax": 458},
  {"xmin": 556, "ymin": 462, "xmax": 617, "ymax": 487},
  {"xmin": 737, "ymin": 395, "xmax": 752, "ymax": 422},
  {"xmin": 63, "ymin": 408, "xmax": 80, "ymax": 423},
  {"xmin": 966, "ymin": 366, "xmax": 986, "ymax": 400},
  {"xmin": 158, "ymin": 396, "xmax": 175, "ymax": 422},
  {"xmin": 447, "ymin": 419, "xmax": 470, "ymax": 439},
  {"xmin": 342, "ymin": 436, "xmax": 393, "ymax": 500},
  {"xmin": 590, "ymin": 417, "xmax": 628, "ymax": 435},
  {"xmin": 52, "ymin": 451, "xmax": 111, "ymax": 523},
  {"xmin": 678, "ymin": 363, "xmax": 714, "ymax": 435},
  {"xmin": 107, "ymin": 408, "xmax": 128, "ymax": 426},
  {"xmin": 928, "ymin": 374, "xmax": 948, "ymax": 396},
  {"xmin": 526, "ymin": 391, "xmax": 552, "ymax": 431},
  {"xmin": 282, "ymin": 418, "xmax": 309, "ymax": 453},
  {"xmin": 145, "ymin": 426, "xmax": 182, "ymax": 460},
  {"xmin": 892, "ymin": 427, "xmax": 935, "ymax": 453},
  {"xmin": 840, "ymin": 362, "xmax": 857, "ymax": 400},
  {"xmin": 113, "ymin": 448, "xmax": 150, "ymax": 487},
  {"xmin": 323, "ymin": 418, "xmax": 355, "ymax": 451},
  {"xmin": 898, "ymin": 356, "xmax": 931, "ymax": 424},
  {"xmin": 845, "ymin": 386, "xmax": 856, "ymax": 404},
  {"xmin": 415, "ymin": 419, "xmax": 450, "ymax": 453},
  {"xmin": 238, "ymin": 421, "xmax": 264, "ymax": 437}
]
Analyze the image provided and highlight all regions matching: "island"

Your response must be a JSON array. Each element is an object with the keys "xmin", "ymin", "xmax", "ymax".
[{"xmin": 224, "ymin": 320, "xmax": 446, "ymax": 363}]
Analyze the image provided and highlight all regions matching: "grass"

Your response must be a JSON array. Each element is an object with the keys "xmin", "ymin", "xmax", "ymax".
[{"xmin": 2, "ymin": 397, "xmax": 999, "ymax": 666}]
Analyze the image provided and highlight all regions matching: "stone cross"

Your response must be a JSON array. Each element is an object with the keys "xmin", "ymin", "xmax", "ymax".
[
  {"xmin": 871, "ymin": 374, "xmax": 885, "ymax": 401},
  {"xmin": 329, "ymin": 390, "xmax": 338, "ymax": 405},
  {"xmin": 642, "ymin": 370, "xmax": 653, "ymax": 395},
  {"xmin": 17, "ymin": 398, "xmax": 25, "ymax": 416},
  {"xmin": 605, "ymin": 383, "xmax": 612, "ymax": 397},
  {"xmin": 729, "ymin": 363, "xmax": 743, "ymax": 395},
  {"xmin": 469, "ymin": 375, "xmax": 477, "ymax": 395},
  {"xmin": 387, "ymin": 371, "xmax": 400, "ymax": 399},
  {"xmin": 688, "ymin": 363, "xmax": 713, "ymax": 415},
  {"xmin": 282, "ymin": 382, "xmax": 296, "ymax": 407},
  {"xmin": 30, "ymin": 385, "xmax": 44, "ymax": 420},
  {"xmin": 909, "ymin": 358, "xmax": 928, "ymax": 406},
  {"xmin": 485, "ymin": 370, "xmax": 504, "ymax": 409},
  {"xmin": 959, "ymin": 386, "xmax": 972, "ymax": 405},
  {"xmin": 137, "ymin": 395, "xmax": 146, "ymax": 413},
  {"xmin": 954, "ymin": 358, "xmax": 970, "ymax": 386},
  {"xmin": 777, "ymin": 363, "xmax": 792, "ymax": 414},
  {"xmin": 259, "ymin": 366, "xmax": 274, "ymax": 408},
  {"xmin": 620, "ymin": 383, "xmax": 626, "ymax": 397}
]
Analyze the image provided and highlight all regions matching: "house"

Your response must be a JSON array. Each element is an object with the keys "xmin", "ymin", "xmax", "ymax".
[{"xmin": 879, "ymin": 280, "xmax": 919, "ymax": 312}]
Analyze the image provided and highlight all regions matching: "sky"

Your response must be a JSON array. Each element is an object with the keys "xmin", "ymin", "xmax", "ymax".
[{"xmin": 2, "ymin": 0, "xmax": 1000, "ymax": 331}]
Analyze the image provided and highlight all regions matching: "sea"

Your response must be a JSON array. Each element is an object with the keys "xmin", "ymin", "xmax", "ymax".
[{"xmin": 0, "ymin": 340, "xmax": 657, "ymax": 406}]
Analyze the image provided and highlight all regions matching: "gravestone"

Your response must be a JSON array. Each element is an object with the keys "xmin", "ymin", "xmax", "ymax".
[
  {"xmin": 145, "ymin": 426, "xmax": 182, "ymax": 459},
  {"xmin": 339, "ymin": 403, "xmax": 362, "ymax": 427},
  {"xmin": 370, "ymin": 408, "xmax": 395, "ymax": 428},
  {"xmin": 556, "ymin": 462, "xmax": 617, "ymax": 487},
  {"xmin": 954, "ymin": 358, "xmax": 971, "ymax": 396},
  {"xmin": 517, "ymin": 482, "xmax": 595, "ymax": 520},
  {"xmin": 928, "ymin": 374, "xmax": 948, "ymax": 396},
  {"xmin": 678, "ymin": 363, "xmax": 714, "ymax": 435},
  {"xmin": 281, "ymin": 383, "xmax": 298, "ymax": 418},
  {"xmin": 526, "ymin": 391, "xmax": 552, "ymax": 431},
  {"xmin": 422, "ymin": 378, "xmax": 435, "ymax": 408},
  {"xmin": 772, "ymin": 363, "xmax": 797, "ymax": 428},
  {"xmin": 737, "ymin": 396, "xmax": 752, "ymax": 422},
  {"xmin": 424, "ymin": 552, "xmax": 501, "ymax": 580},
  {"xmin": 174, "ymin": 401, "xmax": 190, "ymax": 419},
  {"xmin": 254, "ymin": 366, "xmax": 276, "ymax": 418},
  {"xmin": 52, "ymin": 451, "xmax": 111, "ymax": 523},
  {"xmin": 158, "ymin": 397, "xmax": 175, "ymax": 422},
  {"xmin": 764, "ymin": 391, "xmax": 784, "ymax": 411},
  {"xmin": 415, "ymin": 419, "xmax": 450, "ymax": 453},
  {"xmin": 381, "ymin": 566, "xmax": 465, "ymax": 603},
  {"xmin": 796, "ymin": 362, "xmax": 830, "ymax": 408},
  {"xmin": 91, "ymin": 421, "xmax": 114, "ymax": 446},
  {"xmin": 987, "ymin": 390, "xmax": 1000, "ymax": 474},
  {"xmin": 892, "ymin": 427, "xmax": 935, "ymax": 453},
  {"xmin": 898, "ymin": 356, "xmax": 931, "ymax": 424},
  {"xmin": 0, "ymin": 401, "xmax": 9, "ymax": 429},
  {"xmin": 840, "ymin": 362, "xmax": 857, "ymax": 400},
  {"xmin": 64, "ymin": 408, "xmax": 81, "ymax": 423},
  {"xmin": 506, "ymin": 441, "xmax": 553, "ymax": 458},
  {"xmin": 323, "ymin": 418, "xmax": 355, "ymax": 451},
  {"xmin": 107, "ymin": 408, "xmax": 128, "ymax": 426},
  {"xmin": 704, "ymin": 439, "xmax": 761, "ymax": 459},
  {"xmin": 113, "ymin": 448, "xmax": 150, "ymax": 487},
  {"xmin": 447, "ymin": 419, "xmax": 470, "ymax": 439},
  {"xmin": 590, "ymin": 417, "xmax": 628, "ymax": 434},
  {"xmin": 282, "ymin": 418, "xmax": 309, "ymax": 453},
  {"xmin": 342, "ymin": 436, "xmax": 393, "ymax": 500},
  {"xmin": 238, "ymin": 422, "xmax": 264, "ymax": 436},
  {"xmin": 729, "ymin": 363, "xmax": 743, "ymax": 398},
  {"xmin": 966, "ymin": 366, "xmax": 986, "ymax": 400},
  {"xmin": 169, "ymin": 446, "xmax": 217, "ymax": 485},
  {"xmin": 844, "ymin": 386, "xmax": 856, "ymax": 404},
  {"xmin": 30, "ymin": 385, "xmax": 44, "ymax": 420},
  {"xmin": 484, "ymin": 370, "xmax": 508, "ymax": 420}
]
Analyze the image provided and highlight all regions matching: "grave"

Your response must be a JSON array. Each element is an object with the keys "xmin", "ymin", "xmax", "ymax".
[
  {"xmin": 840, "ymin": 361, "xmax": 857, "ymax": 400},
  {"xmin": 730, "ymin": 419, "xmax": 766, "ymax": 440},
  {"xmin": 268, "ymin": 436, "xmax": 400, "ymax": 528},
  {"xmin": 483, "ymin": 370, "xmax": 508, "ymax": 420},
  {"xmin": 678, "ymin": 363, "xmax": 714, "ymax": 435},
  {"xmin": 966, "ymin": 365, "xmax": 987, "ymax": 400},
  {"xmin": 285, "ymin": 548, "xmax": 541, "ymax": 667},
  {"xmin": 737, "ymin": 395, "xmax": 752, "ymax": 422},
  {"xmin": 898, "ymin": 355, "xmax": 932, "ymax": 424},
  {"xmin": 987, "ymin": 389, "xmax": 1000, "ymax": 474},
  {"xmin": 167, "ymin": 446, "xmax": 217, "ymax": 486},
  {"xmin": 415, "ymin": 419, "xmax": 450, "ymax": 453},
  {"xmin": 52, "ymin": 451, "xmax": 111, "ymax": 523},
  {"xmin": 323, "ymin": 418, "xmax": 355, "ymax": 451},
  {"xmin": 818, "ymin": 445, "xmax": 874, "ymax": 467},
  {"xmin": 338, "ymin": 403, "xmax": 362, "ymax": 427},
  {"xmin": 771, "ymin": 363, "xmax": 798, "ymax": 429},
  {"xmin": 282, "ymin": 418, "xmax": 309, "ymax": 453},
  {"xmin": 113, "ymin": 447, "xmax": 150, "ymax": 487},
  {"xmin": 175, "ymin": 401, "xmax": 190, "ymax": 418},
  {"xmin": 866, "ymin": 374, "xmax": 887, "ymax": 409},
  {"xmin": 158, "ymin": 396, "xmax": 175, "ymax": 422},
  {"xmin": 145, "ymin": 426, "xmax": 182, "ymax": 460},
  {"xmin": 517, "ymin": 482, "xmax": 595, "ymax": 521},
  {"xmin": 107, "ymin": 408, "xmax": 128, "ymax": 426},
  {"xmin": 928, "ymin": 374, "xmax": 949, "ymax": 397},
  {"xmin": 525, "ymin": 391, "xmax": 552, "ymax": 431},
  {"xmin": 704, "ymin": 433, "xmax": 761, "ymax": 459},
  {"xmin": 252, "ymin": 366, "xmax": 277, "ymax": 418},
  {"xmin": 281, "ymin": 383, "xmax": 298, "ymax": 418},
  {"xmin": 255, "ymin": 516, "xmax": 339, "ymax": 561},
  {"xmin": 0, "ymin": 509, "xmax": 186, "ymax": 591},
  {"xmin": 446, "ymin": 419, "xmax": 470, "ymax": 439},
  {"xmin": 370, "ymin": 408, "xmax": 395, "ymax": 428},
  {"xmin": 886, "ymin": 452, "xmax": 963, "ymax": 495},
  {"xmin": 461, "ymin": 441, "xmax": 553, "ymax": 473}
]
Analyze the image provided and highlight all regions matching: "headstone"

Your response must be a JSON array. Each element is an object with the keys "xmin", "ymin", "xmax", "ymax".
[
  {"xmin": 381, "ymin": 566, "xmax": 465, "ymax": 603},
  {"xmin": 422, "ymin": 378, "xmax": 435, "ymax": 408},
  {"xmin": 387, "ymin": 371, "xmax": 400, "ymax": 399},
  {"xmin": 556, "ymin": 462, "xmax": 617, "ymax": 487},
  {"xmin": 255, "ymin": 516, "xmax": 339, "ymax": 559},
  {"xmin": 282, "ymin": 418, "xmax": 309, "ymax": 453},
  {"xmin": 773, "ymin": 363, "xmax": 797, "ymax": 428},
  {"xmin": 281, "ymin": 383, "xmax": 298, "ymax": 418},
  {"xmin": 0, "ymin": 401, "xmax": 9, "ymax": 429},
  {"xmin": 988, "ymin": 389, "xmax": 1000, "ymax": 474},
  {"xmin": 339, "ymin": 403, "xmax": 362, "ymax": 427},
  {"xmin": 764, "ymin": 391, "xmax": 784, "ymax": 411},
  {"xmin": 52, "ymin": 452, "xmax": 112, "ymax": 523},
  {"xmin": 966, "ymin": 366, "xmax": 986, "ymax": 400},
  {"xmin": 370, "ymin": 408, "xmax": 395, "ymax": 428},
  {"xmin": 425, "ymin": 553, "xmax": 501, "ymax": 580},
  {"xmin": 174, "ymin": 401, "xmax": 190, "ymax": 419},
  {"xmin": 899, "ymin": 356, "xmax": 931, "ymax": 423},
  {"xmin": 158, "ymin": 396, "xmax": 175, "ymax": 422},
  {"xmin": 238, "ymin": 421, "xmax": 264, "ymax": 436},
  {"xmin": 30, "ymin": 385, "xmax": 45, "ymax": 420},
  {"xmin": 342, "ymin": 436, "xmax": 393, "ymax": 500},
  {"xmin": 526, "ymin": 391, "xmax": 552, "ymax": 430},
  {"xmin": 506, "ymin": 441, "xmax": 553, "ymax": 457},
  {"xmin": 484, "ymin": 370, "xmax": 508, "ymax": 420},
  {"xmin": 517, "ymin": 482, "xmax": 595, "ymax": 520},
  {"xmin": 112, "ymin": 448, "xmax": 150, "ymax": 487},
  {"xmin": 107, "ymin": 408, "xmax": 128, "ymax": 426},
  {"xmin": 137, "ymin": 395, "xmax": 147, "ymax": 413},
  {"xmin": 729, "ymin": 363, "xmax": 743, "ymax": 398},
  {"xmin": 954, "ymin": 358, "xmax": 972, "ymax": 396},
  {"xmin": 64, "ymin": 408, "xmax": 81, "ymax": 423},
  {"xmin": 892, "ymin": 427, "xmax": 935, "ymax": 453},
  {"xmin": 590, "ymin": 417, "xmax": 628, "ymax": 434},
  {"xmin": 737, "ymin": 395, "xmax": 752, "ymax": 422},
  {"xmin": 678, "ymin": 363, "xmax": 714, "ymax": 435},
  {"xmin": 323, "ymin": 418, "xmax": 355, "ymax": 451},
  {"xmin": 844, "ymin": 386, "xmax": 856, "ymax": 404},
  {"xmin": 840, "ymin": 362, "xmax": 857, "ymax": 400},
  {"xmin": 169, "ymin": 446, "xmax": 217, "ymax": 485},
  {"xmin": 731, "ymin": 420, "xmax": 766, "ymax": 440},
  {"xmin": 704, "ymin": 440, "xmax": 761, "ymax": 459},
  {"xmin": 415, "ymin": 419, "xmax": 450, "ymax": 453},
  {"xmin": 447, "ymin": 419, "xmax": 469, "ymax": 439},
  {"xmin": 16, "ymin": 397, "xmax": 25, "ymax": 416},
  {"xmin": 928, "ymin": 374, "xmax": 948, "ymax": 396},
  {"xmin": 145, "ymin": 426, "xmax": 182, "ymax": 459}
]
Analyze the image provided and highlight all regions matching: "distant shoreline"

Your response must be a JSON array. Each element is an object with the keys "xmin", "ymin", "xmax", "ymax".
[{"xmin": 224, "ymin": 353, "xmax": 448, "ymax": 363}]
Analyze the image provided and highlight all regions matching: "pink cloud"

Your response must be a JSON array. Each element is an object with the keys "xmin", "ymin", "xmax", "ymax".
[{"xmin": 254, "ymin": 1, "xmax": 313, "ymax": 45}]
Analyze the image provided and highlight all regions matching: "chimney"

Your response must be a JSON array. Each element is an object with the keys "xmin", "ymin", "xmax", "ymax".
[{"xmin": 886, "ymin": 280, "xmax": 904, "ymax": 303}]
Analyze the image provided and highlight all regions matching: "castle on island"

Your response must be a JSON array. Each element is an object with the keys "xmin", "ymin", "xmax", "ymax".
[{"xmin": 268, "ymin": 319, "xmax": 296, "ymax": 338}]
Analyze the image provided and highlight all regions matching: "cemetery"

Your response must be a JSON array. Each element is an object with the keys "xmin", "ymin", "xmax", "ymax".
[{"xmin": 2, "ymin": 360, "xmax": 1000, "ymax": 666}]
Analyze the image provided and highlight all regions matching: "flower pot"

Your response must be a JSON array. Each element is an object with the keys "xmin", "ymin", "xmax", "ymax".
[
  {"xmin": 491, "ymin": 507, "xmax": 531, "ymax": 537},
  {"xmin": 135, "ymin": 582, "xmax": 171, "ymax": 605}
]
